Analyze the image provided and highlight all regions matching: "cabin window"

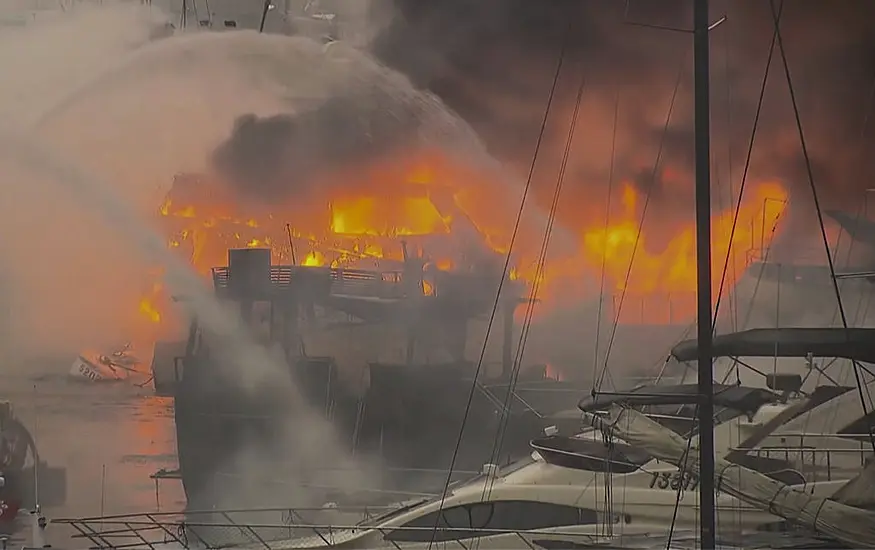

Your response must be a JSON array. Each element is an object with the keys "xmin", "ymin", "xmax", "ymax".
[{"xmin": 384, "ymin": 501, "xmax": 600, "ymax": 542}]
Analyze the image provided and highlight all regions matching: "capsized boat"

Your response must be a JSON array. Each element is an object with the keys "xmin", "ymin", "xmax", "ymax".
[{"xmin": 69, "ymin": 342, "xmax": 148, "ymax": 385}]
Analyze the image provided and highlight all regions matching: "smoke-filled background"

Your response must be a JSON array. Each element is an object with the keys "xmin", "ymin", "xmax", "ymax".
[
  {"xmin": 369, "ymin": 0, "xmax": 875, "ymax": 237},
  {"xmin": 205, "ymin": 0, "xmax": 875, "ymax": 373},
  {"xmin": 0, "ymin": 0, "xmax": 872, "ymax": 539},
  {"xmin": 0, "ymin": 0, "xmax": 871, "ymax": 369}
]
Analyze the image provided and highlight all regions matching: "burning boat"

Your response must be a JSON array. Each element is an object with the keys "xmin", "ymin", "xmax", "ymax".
[
  {"xmin": 168, "ymin": 246, "xmax": 585, "ymax": 508},
  {"xmin": 134, "ymin": 154, "xmax": 789, "ymax": 508}
]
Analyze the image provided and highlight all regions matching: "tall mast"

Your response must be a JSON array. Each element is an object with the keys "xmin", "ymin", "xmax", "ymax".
[{"xmin": 693, "ymin": 0, "xmax": 716, "ymax": 548}]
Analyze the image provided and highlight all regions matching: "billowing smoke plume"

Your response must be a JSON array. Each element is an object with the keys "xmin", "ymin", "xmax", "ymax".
[
  {"xmin": 213, "ymin": 86, "xmax": 439, "ymax": 201},
  {"xmin": 212, "ymin": 0, "xmax": 875, "ymax": 253},
  {"xmin": 369, "ymin": 0, "xmax": 875, "ymax": 246}
]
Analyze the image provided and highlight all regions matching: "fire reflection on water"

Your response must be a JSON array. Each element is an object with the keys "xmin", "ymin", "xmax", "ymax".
[{"xmin": 6, "ymin": 373, "xmax": 184, "ymax": 544}]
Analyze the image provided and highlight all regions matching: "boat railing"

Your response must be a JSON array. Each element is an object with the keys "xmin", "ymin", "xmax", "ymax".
[
  {"xmin": 211, "ymin": 265, "xmax": 411, "ymax": 299},
  {"xmin": 609, "ymin": 292, "xmax": 695, "ymax": 325},
  {"xmin": 54, "ymin": 506, "xmax": 392, "ymax": 550},
  {"xmin": 730, "ymin": 433, "xmax": 874, "ymax": 482},
  {"xmin": 53, "ymin": 509, "xmax": 613, "ymax": 550}
]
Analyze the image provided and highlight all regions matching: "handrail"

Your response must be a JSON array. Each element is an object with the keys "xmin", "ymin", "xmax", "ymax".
[
  {"xmin": 762, "ymin": 432, "xmax": 875, "ymax": 438},
  {"xmin": 730, "ymin": 441, "xmax": 873, "ymax": 482},
  {"xmin": 732, "ymin": 447, "xmax": 873, "ymax": 454},
  {"xmin": 54, "ymin": 515, "xmax": 615, "ymax": 550}
]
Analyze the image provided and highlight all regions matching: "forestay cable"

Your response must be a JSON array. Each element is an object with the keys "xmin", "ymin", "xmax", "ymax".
[
  {"xmin": 426, "ymin": 19, "xmax": 573, "ymax": 550},
  {"xmin": 768, "ymin": 0, "xmax": 875, "ymax": 452}
]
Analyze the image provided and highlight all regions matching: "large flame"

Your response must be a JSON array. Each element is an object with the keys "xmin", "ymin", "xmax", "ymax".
[{"xmin": 133, "ymin": 150, "xmax": 788, "ymax": 344}]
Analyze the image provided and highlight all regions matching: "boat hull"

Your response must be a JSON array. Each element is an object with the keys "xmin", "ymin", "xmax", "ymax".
[{"xmin": 173, "ymin": 357, "xmax": 578, "ymax": 508}]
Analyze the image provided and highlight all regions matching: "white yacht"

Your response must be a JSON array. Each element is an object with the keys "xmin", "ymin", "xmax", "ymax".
[
  {"xmin": 671, "ymin": 327, "xmax": 875, "ymax": 482},
  {"xmin": 50, "ymin": 330, "xmax": 873, "ymax": 550},
  {"xmin": 232, "ymin": 328, "xmax": 875, "ymax": 549},
  {"xmin": 228, "ymin": 386, "xmax": 842, "ymax": 548}
]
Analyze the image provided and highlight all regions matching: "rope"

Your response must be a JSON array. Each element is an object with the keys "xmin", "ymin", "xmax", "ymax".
[
  {"xmin": 721, "ymin": 20, "xmax": 740, "ymax": 335},
  {"xmin": 768, "ymin": 0, "xmax": 875, "ymax": 453},
  {"xmin": 481, "ymin": 47, "xmax": 586, "ymax": 508},
  {"xmin": 425, "ymin": 19, "xmax": 572, "ymax": 550},
  {"xmin": 665, "ymin": 406, "xmax": 698, "ymax": 549},
  {"xmin": 594, "ymin": 47, "xmax": 689, "ymax": 395},
  {"xmin": 712, "ymin": 0, "xmax": 780, "ymax": 329},
  {"xmin": 592, "ymin": 94, "xmax": 621, "ymax": 385},
  {"xmin": 481, "ymin": 57, "xmax": 588, "ymax": 506}
]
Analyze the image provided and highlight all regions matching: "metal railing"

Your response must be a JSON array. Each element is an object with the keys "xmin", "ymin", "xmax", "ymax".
[
  {"xmin": 730, "ymin": 433, "xmax": 874, "ymax": 482},
  {"xmin": 53, "ymin": 507, "xmax": 617, "ymax": 550}
]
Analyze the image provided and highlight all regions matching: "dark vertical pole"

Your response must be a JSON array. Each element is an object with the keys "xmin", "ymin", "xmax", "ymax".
[
  {"xmin": 693, "ymin": 0, "xmax": 716, "ymax": 548},
  {"xmin": 260, "ymin": 0, "xmax": 272, "ymax": 32}
]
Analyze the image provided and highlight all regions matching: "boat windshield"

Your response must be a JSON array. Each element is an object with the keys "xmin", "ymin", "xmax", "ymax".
[
  {"xmin": 357, "ymin": 454, "xmax": 539, "ymax": 528},
  {"xmin": 496, "ymin": 452, "xmax": 539, "ymax": 476},
  {"xmin": 357, "ymin": 498, "xmax": 429, "ymax": 527}
]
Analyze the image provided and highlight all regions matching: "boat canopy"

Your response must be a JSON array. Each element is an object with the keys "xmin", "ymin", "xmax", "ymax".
[
  {"xmin": 671, "ymin": 327, "xmax": 875, "ymax": 364},
  {"xmin": 531, "ymin": 435, "xmax": 652, "ymax": 474},
  {"xmin": 578, "ymin": 383, "xmax": 778, "ymax": 416}
]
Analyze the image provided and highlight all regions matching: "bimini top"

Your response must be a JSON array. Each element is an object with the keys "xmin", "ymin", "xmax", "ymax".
[
  {"xmin": 578, "ymin": 383, "xmax": 779, "ymax": 417},
  {"xmin": 671, "ymin": 327, "xmax": 875, "ymax": 364}
]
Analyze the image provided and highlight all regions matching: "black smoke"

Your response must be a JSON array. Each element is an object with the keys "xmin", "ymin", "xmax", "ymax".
[
  {"xmin": 212, "ymin": 85, "xmax": 433, "ymax": 201},
  {"xmin": 366, "ymin": 0, "xmax": 875, "ymax": 248},
  {"xmin": 212, "ymin": 0, "xmax": 875, "ymax": 241}
]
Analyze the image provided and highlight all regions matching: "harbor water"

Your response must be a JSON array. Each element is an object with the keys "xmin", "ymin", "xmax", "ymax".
[{"xmin": 1, "ymin": 361, "xmax": 185, "ymax": 546}]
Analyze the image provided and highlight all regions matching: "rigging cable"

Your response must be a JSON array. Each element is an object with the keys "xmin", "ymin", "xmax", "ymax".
[
  {"xmin": 482, "ymin": 57, "xmax": 588, "ymax": 504},
  {"xmin": 722, "ymin": 19, "xmax": 740, "ymax": 336},
  {"xmin": 669, "ymin": 3, "xmax": 782, "ymax": 541},
  {"xmin": 593, "ymin": 47, "xmax": 688, "ymax": 395},
  {"xmin": 768, "ymin": 0, "xmax": 875, "ymax": 453},
  {"xmin": 425, "ymin": 19, "xmax": 573, "ymax": 550},
  {"xmin": 594, "ymin": 95, "xmax": 622, "ymax": 530},
  {"xmin": 712, "ymin": 0, "xmax": 780, "ymax": 332},
  {"xmin": 665, "ymin": 405, "xmax": 698, "ymax": 549},
  {"xmin": 713, "ymin": 0, "xmax": 782, "ymax": 387},
  {"xmin": 592, "ymin": 94, "xmax": 621, "ymax": 385},
  {"xmin": 808, "ymin": 62, "xmax": 875, "ymax": 384}
]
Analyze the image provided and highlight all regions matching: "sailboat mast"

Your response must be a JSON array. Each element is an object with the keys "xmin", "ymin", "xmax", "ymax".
[{"xmin": 693, "ymin": 0, "xmax": 716, "ymax": 548}]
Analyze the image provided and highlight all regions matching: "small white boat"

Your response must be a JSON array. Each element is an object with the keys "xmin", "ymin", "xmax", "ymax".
[{"xmin": 68, "ymin": 343, "xmax": 145, "ymax": 384}]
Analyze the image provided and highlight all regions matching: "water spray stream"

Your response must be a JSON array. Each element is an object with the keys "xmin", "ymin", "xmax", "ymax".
[{"xmin": 0, "ymin": 129, "xmax": 293, "ymax": 394}]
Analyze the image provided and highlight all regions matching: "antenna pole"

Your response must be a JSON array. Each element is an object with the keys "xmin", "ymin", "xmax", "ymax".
[
  {"xmin": 693, "ymin": 0, "xmax": 716, "ymax": 548},
  {"xmin": 259, "ymin": 0, "xmax": 271, "ymax": 32},
  {"xmin": 285, "ymin": 224, "xmax": 297, "ymax": 265}
]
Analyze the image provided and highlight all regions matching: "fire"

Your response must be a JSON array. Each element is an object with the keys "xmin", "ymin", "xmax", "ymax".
[
  {"xmin": 139, "ymin": 297, "xmax": 161, "ymax": 324},
  {"xmin": 302, "ymin": 250, "xmax": 325, "ymax": 267},
  {"xmin": 582, "ymin": 181, "xmax": 787, "ymax": 295},
  {"xmin": 130, "ymin": 151, "xmax": 790, "ymax": 344},
  {"xmin": 330, "ymin": 196, "xmax": 450, "ymax": 236}
]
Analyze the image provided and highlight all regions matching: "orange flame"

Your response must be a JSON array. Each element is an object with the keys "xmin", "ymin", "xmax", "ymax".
[{"xmin": 131, "ymin": 151, "xmax": 788, "ymax": 343}]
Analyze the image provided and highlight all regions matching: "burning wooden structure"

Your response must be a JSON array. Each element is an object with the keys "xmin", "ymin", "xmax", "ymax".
[{"xmin": 168, "ymin": 248, "xmax": 583, "ymax": 508}]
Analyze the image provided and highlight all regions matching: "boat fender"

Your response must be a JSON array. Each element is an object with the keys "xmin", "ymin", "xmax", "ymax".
[{"xmin": 544, "ymin": 425, "xmax": 559, "ymax": 436}]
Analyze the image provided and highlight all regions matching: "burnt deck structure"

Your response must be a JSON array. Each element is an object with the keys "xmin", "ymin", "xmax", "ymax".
[{"xmin": 170, "ymin": 248, "xmax": 584, "ymax": 508}]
